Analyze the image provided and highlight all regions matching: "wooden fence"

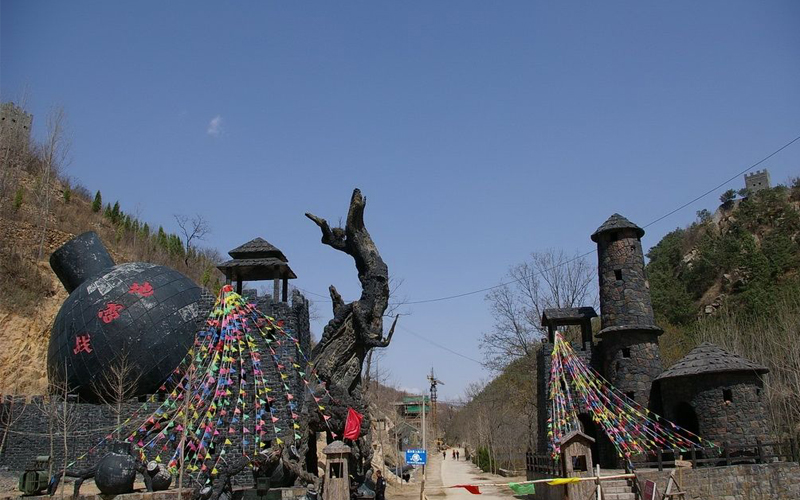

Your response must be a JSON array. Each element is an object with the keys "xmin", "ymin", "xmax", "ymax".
[
  {"xmin": 526, "ymin": 438, "xmax": 799, "ymax": 475},
  {"xmin": 525, "ymin": 452, "xmax": 560, "ymax": 477},
  {"xmin": 630, "ymin": 438, "xmax": 799, "ymax": 471}
]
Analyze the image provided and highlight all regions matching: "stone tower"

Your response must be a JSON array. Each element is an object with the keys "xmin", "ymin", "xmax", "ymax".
[
  {"xmin": 744, "ymin": 169, "xmax": 771, "ymax": 193},
  {"xmin": 0, "ymin": 102, "xmax": 33, "ymax": 145},
  {"xmin": 591, "ymin": 214, "xmax": 662, "ymax": 410}
]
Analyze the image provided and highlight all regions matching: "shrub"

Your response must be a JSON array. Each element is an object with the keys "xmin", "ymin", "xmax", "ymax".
[
  {"xmin": 13, "ymin": 187, "xmax": 23, "ymax": 211},
  {"xmin": 719, "ymin": 188, "xmax": 737, "ymax": 205}
]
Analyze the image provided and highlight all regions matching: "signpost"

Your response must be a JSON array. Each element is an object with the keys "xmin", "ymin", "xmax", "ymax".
[
  {"xmin": 406, "ymin": 449, "xmax": 428, "ymax": 466},
  {"xmin": 643, "ymin": 480, "xmax": 656, "ymax": 500},
  {"xmin": 420, "ymin": 395, "xmax": 426, "ymax": 500}
]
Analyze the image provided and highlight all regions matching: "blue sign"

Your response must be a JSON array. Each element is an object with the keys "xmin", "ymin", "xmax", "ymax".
[{"xmin": 405, "ymin": 448, "xmax": 427, "ymax": 465}]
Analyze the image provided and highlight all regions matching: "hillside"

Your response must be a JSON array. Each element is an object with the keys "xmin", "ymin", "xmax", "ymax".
[
  {"xmin": 0, "ymin": 104, "xmax": 223, "ymax": 395},
  {"xmin": 646, "ymin": 180, "xmax": 800, "ymax": 436},
  {"xmin": 646, "ymin": 181, "xmax": 800, "ymax": 326}
]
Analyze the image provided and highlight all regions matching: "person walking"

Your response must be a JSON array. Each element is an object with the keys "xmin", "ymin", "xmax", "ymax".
[
  {"xmin": 375, "ymin": 470, "xmax": 386, "ymax": 500},
  {"xmin": 443, "ymin": 451, "xmax": 446, "ymax": 460},
  {"xmin": 452, "ymin": 450, "xmax": 456, "ymax": 459}
]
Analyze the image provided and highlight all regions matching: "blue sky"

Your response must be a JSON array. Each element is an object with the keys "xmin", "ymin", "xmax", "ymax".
[{"xmin": 2, "ymin": 1, "xmax": 799, "ymax": 399}]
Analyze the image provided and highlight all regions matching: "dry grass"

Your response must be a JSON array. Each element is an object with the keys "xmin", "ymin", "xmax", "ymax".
[{"xmin": 0, "ymin": 118, "xmax": 222, "ymax": 396}]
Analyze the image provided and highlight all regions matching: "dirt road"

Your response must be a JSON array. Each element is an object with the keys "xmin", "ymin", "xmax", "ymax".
[{"xmin": 411, "ymin": 448, "xmax": 525, "ymax": 500}]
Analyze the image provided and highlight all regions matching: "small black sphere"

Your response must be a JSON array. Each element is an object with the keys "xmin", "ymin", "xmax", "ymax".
[{"xmin": 95, "ymin": 451, "xmax": 137, "ymax": 495}]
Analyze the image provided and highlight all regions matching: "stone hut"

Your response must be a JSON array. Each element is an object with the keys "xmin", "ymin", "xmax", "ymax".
[
  {"xmin": 592, "ymin": 214, "xmax": 663, "ymax": 411},
  {"xmin": 655, "ymin": 343, "xmax": 770, "ymax": 447}
]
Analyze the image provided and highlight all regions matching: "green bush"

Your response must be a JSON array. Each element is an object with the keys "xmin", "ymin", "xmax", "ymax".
[{"xmin": 13, "ymin": 188, "xmax": 23, "ymax": 211}]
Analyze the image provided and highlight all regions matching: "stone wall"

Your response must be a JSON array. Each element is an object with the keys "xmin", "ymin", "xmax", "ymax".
[
  {"xmin": 658, "ymin": 372, "xmax": 770, "ymax": 447},
  {"xmin": 0, "ymin": 395, "xmax": 146, "ymax": 471},
  {"xmin": 526, "ymin": 471, "xmax": 564, "ymax": 500},
  {"xmin": 252, "ymin": 289, "xmax": 311, "ymax": 444},
  {"xmin": 635, "ymin": 462, "xmax": 800, "ymax": 500}
]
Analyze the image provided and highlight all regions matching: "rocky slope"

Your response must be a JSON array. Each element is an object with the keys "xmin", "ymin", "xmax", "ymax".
[{"xmin": 646, "ymin": 181, "xmax": 800, "ymax": 325}]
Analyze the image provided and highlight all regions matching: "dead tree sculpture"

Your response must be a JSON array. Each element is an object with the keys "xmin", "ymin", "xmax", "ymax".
[{"xmin": 301, "ymin": 188, "xmax": 397, "ymax": 482}]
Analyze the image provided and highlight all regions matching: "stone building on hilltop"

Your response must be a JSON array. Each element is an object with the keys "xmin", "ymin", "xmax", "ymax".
[
  {"xmin": 744, "ymin": 169, "xmax": 771, "ymax": 193},
  {"xmin": 0, "ymin": 102, "xmax": 33, "ymax": 144}
]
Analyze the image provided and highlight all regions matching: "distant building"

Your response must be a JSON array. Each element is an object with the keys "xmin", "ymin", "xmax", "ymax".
[
  {"xmin": 744, "ymin": 169, "xmax": 771, "ymax": 193},
  {"xmin": 394, "ymin": 395, "xmax": 430, "ymax": 421},
  {"xmin": 0, "ymin": 102, "xmax": 33, "ymax": 145}
]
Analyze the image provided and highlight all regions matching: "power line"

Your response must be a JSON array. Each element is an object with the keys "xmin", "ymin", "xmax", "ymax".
[
  {"xmin": 641, "ymin": 134, "xmax": 800, "ymax": 229},
  {"xmin": 296, "ymin": 134, "xmax": 800, "ymax": 307},
  {"xmin": 397, "ymin": 324, "xmax": 484, "ymax": 365},
  {"xmin": 399, "ymin": 133, "xmax": 800, "ymax": 305},
  {"xmin": 293, "ymin": 134, "xmax": 800, "ymax": 363}
]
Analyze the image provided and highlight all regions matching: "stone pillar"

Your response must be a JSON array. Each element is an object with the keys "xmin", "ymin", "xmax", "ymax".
[{"xmin": 323, "ymin": 441, "xmax": 351, "ymax": 500}]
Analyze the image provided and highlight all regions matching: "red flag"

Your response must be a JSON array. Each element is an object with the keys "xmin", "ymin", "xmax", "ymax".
[
  {"xmin": 451, "ymin": 485, "xmax": 481, "ymax": 495},
  {"xmin": 343, "ymin": 407, "xmax": 363, "ymax": 440}
]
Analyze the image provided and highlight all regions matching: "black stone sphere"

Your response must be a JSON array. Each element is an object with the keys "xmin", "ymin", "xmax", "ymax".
[
  {"xmin": 147, "ymin": 461, "xmax": 173, "ymax": 491},
  {"xmin": 95, "ymin": 450, "xmax": 137, "ymax": 495},
  {"xmin": 48, "ymin": 232, "xmax": 203, "ymax": 402}
]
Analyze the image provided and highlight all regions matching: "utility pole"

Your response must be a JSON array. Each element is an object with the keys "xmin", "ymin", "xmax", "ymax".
[
  {"xmin": 420, "ymin": 393, "xmax": 426, "ymax": 500},
  {"xmin": 427, "ymin": 368, "xmax": 444, "ymax": 445}
]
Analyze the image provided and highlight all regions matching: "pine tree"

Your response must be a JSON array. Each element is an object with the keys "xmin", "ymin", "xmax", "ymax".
[
  {"xmin": 157, "ymin": 226, "xmax": 168, "ymax": 250},
  {"xmin": 92, "ymin": 191, "xmax": 102, "ymax": 212},
  {"xmin": 111, "ymin": 201, "xmax": 121, "ymax": 224}
]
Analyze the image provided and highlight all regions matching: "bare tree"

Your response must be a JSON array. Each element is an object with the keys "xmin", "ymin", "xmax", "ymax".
[
  {"xmin": 481, "ymin": 249, "xmax": 596, "ymax": 369},
  {"xmin": 36, "ymin": 106, "xmax": 71, "ymax": 260},
  {"xmin": 174, "ymin": 213, "xmax": 211, "ymax": 266},
  {"xmin": 91, "ymin": 350, "xmax": 141, "ymax": 439},
  {"xmin": 0, "ymin": 397, "xmax": 27, "ymax": 454},
  {"xmin": 35, "ymin": 362, "xmax": 80, "ymax": 496}
]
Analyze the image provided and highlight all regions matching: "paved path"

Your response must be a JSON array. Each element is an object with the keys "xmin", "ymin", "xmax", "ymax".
[{"xmin": 437, "ymin": 449, "xmax": 525, "ymax": 500}]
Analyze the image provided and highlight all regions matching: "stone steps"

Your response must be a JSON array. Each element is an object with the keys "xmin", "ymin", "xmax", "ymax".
[
  {"xmin": 603, "ymin": 494, "xmax": 636, "ymax": 500},
  {"xmin": 601, "ymin": 478, "xmax": 635, "ymax": 500}
]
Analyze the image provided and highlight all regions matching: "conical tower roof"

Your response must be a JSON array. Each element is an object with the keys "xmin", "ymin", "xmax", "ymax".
[
  {"xmin": 656, "ymin": 342, "xmax": 768, "ymax": 381},
  {"xmin": 591, "ymin": 213, "xmax": 645, "ymax": 242},
  {"xmin": 228, "ymin": 237, "xmax": 288, "ymax": 261}
]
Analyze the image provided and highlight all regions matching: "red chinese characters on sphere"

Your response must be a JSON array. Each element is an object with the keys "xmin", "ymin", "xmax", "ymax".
[
  {"xmin": 73, "ymin": 334, "xmax": 93, "ymax": 354},
  {"xmin": 98, "ymin": 303, "xmax": 124, "ymax": 324},
  {"xmin": 128, "ymin": 281, "xmax": 154, "ymax": 297}
]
